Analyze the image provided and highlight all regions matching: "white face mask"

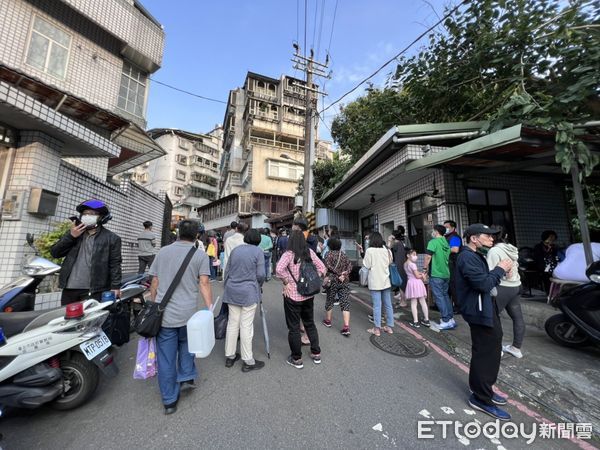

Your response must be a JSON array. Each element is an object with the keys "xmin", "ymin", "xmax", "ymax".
[
  {"xmin": 410, "ymin": 255, "xmax": 418, "ymax": 262},
  {"xmin": 81, "ymin": 215, "xmax": 99, "ymax": 227},
  {"xmin": 431, "ymin": 231, "xmax": 437, "ymax": 238}
]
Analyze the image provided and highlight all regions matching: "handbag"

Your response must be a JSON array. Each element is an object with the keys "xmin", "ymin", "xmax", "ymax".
[
  {"xmin": 214, "ymin": 301, "xmax": 229, "ymax": 340},
  {"xmin": 133, "ymin": 337, "xmax": 157, "ymax": 380},
  {"xmin": 323, "ymin": 251, "xmax": 342, "ymax": 289},
  {"xmin": 388, "ymin": 250, "xmax": 403, "ymax": 288},
  {"xmin": 134, "ymin": 247, "xmax": 196, "ymax": 337},
  {"xmin": 359, "ymin": 266, "xmax": 369, "ymax": 286}
]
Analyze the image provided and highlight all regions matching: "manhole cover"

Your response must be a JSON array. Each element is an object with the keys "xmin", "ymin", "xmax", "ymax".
[{"xmin": 369, "ymin": 333, "xmax": 429, "ymax": 358}]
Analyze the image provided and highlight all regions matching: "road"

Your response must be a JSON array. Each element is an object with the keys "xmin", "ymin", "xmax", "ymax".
[{"xmin": 1, "ymin": 279, "xmax": 588, "ymax": 450}]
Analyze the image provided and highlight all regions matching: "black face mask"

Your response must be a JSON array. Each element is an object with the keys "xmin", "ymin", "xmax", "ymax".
[{"xmin": 476, "ymin": 246, "xmax": 490, "ymax": 256}]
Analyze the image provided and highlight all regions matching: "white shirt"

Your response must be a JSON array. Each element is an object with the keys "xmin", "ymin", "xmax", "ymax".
[{"xmin": 223, "ymin": 232, "xmax": 245, "ymax": 273}]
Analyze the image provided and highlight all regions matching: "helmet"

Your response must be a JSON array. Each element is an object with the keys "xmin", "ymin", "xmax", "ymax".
[{"xmin": 76, "ymin": 199, "xmax": 112, "ymax": 225}]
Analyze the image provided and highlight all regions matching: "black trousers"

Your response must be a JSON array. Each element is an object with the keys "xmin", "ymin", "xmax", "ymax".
[
  {"xmin": 283, "ymin": 296, "xmax": 321, "ymax": 360},
  {"xmin": 468, "ymin": 308, "xmax": 503, "ymax": 406},
  {"xmin": 138, "ymin": 255, "xmax": 155, "ymax": 274},
  {"xmin": 61, "ymin": 289, "xmax": 102, "ymax": 306}
]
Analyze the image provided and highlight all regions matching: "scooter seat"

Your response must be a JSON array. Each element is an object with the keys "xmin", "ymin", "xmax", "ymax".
[
  {"xmin": 0, "ymin": 308, "xmax": 65, "ymax": 338},
  {"xmin": 121, "ymin": 273, "xmax": 144, "ymax": 285}
]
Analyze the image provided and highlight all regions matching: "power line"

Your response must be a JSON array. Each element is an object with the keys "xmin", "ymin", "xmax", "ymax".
[
  {"xmin": 320, "ymin": 0, "xmax": 468, "ymax": 114},
  {"xmin": 311, "ymin": 0, "xmax": 319, "ymax": 51},
  {"xmin": 149, "ymin": 77, "xmax": 227, "ymax": 104},
  {"xmin": 326, "ymin": 0, "xmax": 339, "ymax": 56},
  {"xmin": 316, "ymin": 0, "xmax": 326, "ymax": 60},
  {"xmin": 304, "ymin": 0, "xmax": 308, "ymax": 58}
]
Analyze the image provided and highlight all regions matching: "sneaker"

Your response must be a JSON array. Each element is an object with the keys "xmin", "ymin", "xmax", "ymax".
[
  {"xmin": 340, "ymin": 326, "xmax": 350, "ymax": 336},
  {"xmin": 225, "ymin": 353, "xmax": 241, "ymax": 368},
  {"xmin": 438, "ymin": 320, "xmax": 456, "ymax": 331},
  {"xmin": 468, "ymin": 394, "xmax": 511, "ymax": 421},
  {"xmin": 420, "ymin": 319, "xmax": 431, "ymax": 327},
  {"xmin": 242, "ymin": 360, "xmax": 265, "ymax": 372},
  {"xmin": 502, "ymin": 344, "xmax": 523, "ymax": 359},
  {"xmin": 449, "ymin": 318, "xmax": 457, "ymax": 328},
  {"xmin": 368, "ymin": 314, "xmax": 374, "ymax": 323},
  {"xmin": 286, "ymin": 356, "xmax": 304, "ymax": 369},
  {"xmin": 310, "ymin": 353, "xmax": 321, "ymax": 364},
  {"xmin": 322, "ymin": 319, "xmax": 332, "ymax": 328},
  {"xmin": 469, "ymin": 390, "xmax": 507, "ymax": 406},
  {"xmin": 179, "ymin": 380, "xmax": 196, "ymax": 392},
  {"xmin": 409, "ymin": 321, "xmax": 420, "ymax": 328},
  {"xmin": 164, "ymin": 401, "xmax": 178, "ymax": 415}
]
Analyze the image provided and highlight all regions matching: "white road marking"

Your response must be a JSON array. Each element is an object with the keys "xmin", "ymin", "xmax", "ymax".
[
  {"xmin": 441, "ymin": 406, "xmax": 455, "ymax": 415},
  {"xmin": 372, "ymin": 423, "xmax": 383, "ymax": 432},
  {"xmin": 464, "ymin": 409, "xmax": 476, "ymax": 415}
]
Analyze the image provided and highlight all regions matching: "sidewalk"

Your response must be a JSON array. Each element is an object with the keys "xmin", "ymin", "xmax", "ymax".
[{"xmin": 348, "ymin": 283, "xmax": 600, "ymax": 437}]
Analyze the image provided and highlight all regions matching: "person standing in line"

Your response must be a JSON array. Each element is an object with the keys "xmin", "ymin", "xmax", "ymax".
[
  {"xmin": 444, "ymin": 220, "xmax": 462, "ymax": 312},
  {"xmin": 456, "ymin": 224, "xmax": 513, "ymax": 421},
  {"xmin": 223, "ymin": 228, "xmax": 266, "ymax": 372},
  {"xmin": 322, "ymin": 236, "xmax": 353, "ymax": 336},
  {"xmin": 404, "ymin": 248, "xmax": 430, "ymax": 328},
  {"xmin": 259, "ymin": 227, "xmax": 274, "ymax": 281},
  {"xmin": 486, "ymin": 226, "xmax": 525, "ymax": 359},
  {"xmin": 276, "ymin": 230, "xmax": 326, "ymax": 369},
  {"xmin": 363, "ymin": 232, "xmax": 395, "ymax": 337},
  {"xmin": 137, "ymin": 221, "xmax": 157, "ymax": 274},
  {"xmin": 222, "ymin": 221, "xmax": 238, "ymax": 244},
  {"xmin": 205, "ymin": 231, "xmax": 219, "ymax": 281},
  {"xmin": 276, "ymin": 228, "xmax": 289, "ymax": 265},
  {"xmin": 148, "ymin": 220, "xmax": 213, "ymax": 415},
  {"xmin": 395, "ymin": 225, "xmax": 412, "ymax": 250},
  {"xmin": 533, "ymin": 230, "xmax": 559, "ymax": 293},
  {"xmin": 51, "ymin": 199, "xmax": 122, "ymax": 305},
  {"xmin": 391, "ymin": 230, "xmax": 408, "ymax": 307},
  {"xmin": 223, "ymin": 222, "xmax": 248, "ymax": 274},
  {"xmin": 423, "ymin": 225, "xmax": 455, "ymax": 330}
]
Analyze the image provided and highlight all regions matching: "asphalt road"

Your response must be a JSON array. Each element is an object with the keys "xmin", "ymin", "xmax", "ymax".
[{"xmin": 1, "ymin": 279, "xmax": 586, "ymax": 450}]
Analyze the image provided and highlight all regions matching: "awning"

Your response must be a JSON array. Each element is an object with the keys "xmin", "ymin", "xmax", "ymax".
[{"xmin": 108, "ymin": 123, "xmax": 166, "ymax": 175}]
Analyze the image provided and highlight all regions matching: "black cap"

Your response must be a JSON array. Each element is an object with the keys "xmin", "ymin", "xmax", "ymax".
[{"xmin": 464, "ymin": 223, "xmax": 500, "ymax": 238}]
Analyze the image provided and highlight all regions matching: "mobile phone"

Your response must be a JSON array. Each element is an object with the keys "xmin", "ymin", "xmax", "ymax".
[{"xmin": 69, "ymin": 216, "xmax": 82, "ymax": 226}]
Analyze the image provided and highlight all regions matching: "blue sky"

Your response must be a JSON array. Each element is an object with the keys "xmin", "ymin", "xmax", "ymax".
[{"xmin": 142, "ymin": 0, "xmax": 448, "ymax": 142}]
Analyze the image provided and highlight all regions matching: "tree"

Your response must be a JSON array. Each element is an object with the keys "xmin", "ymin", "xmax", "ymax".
[
  {"xmin": 312, "ymin": 153, "xmax": 353, "ymax": 208},
  {"xmin": 331, "ymin": 0, "xmax": 600, "ymax": 175}
]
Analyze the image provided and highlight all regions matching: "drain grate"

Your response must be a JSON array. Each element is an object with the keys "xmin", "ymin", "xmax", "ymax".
[{"xmin": 369, "ymin": 333, "xmax": 429, "ymax": 358}]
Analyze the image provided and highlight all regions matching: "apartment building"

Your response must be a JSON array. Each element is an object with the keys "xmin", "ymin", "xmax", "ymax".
[
  {"xmin": 204, "ymin": 71, "xmax": 332, "ymax": 230},
  {"xmin": 0, "ymin": 0, "xmax": 167, "ymax": 301},
  {"xmin": 130, "ymin": 127, "xmax": 223, "ymax": 221}
]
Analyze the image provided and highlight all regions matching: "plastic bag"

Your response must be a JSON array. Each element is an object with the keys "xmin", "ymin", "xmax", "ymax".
[
  {"xmin": 359, "ymin": 267, "xmax": 369, "ymax": 287},
  {"xmin": 214, "ymin": 302, "xmax": 229, "ymax": 340},
  {"xmin": 133, "ymin": 337, "xmax": 157, "ymax": 380}
]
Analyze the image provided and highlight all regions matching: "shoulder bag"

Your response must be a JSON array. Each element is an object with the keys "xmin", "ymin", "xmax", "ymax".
[
  {"xmin": 388, "ymin": 249, "xmax": 403, "ymax": 288},
  {"xmin": 134, "ymin": 247, "xmax": 196, "ymax": 337}
]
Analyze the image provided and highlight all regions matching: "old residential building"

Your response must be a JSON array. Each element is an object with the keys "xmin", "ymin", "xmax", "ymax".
[
  {"xmin": 201, "ymin": 71, "xmax": 332, "ymax": 231},
  {"xmin": 129, "ymin": 127, "xmax": 223, "ymax": 221},
  {"xmin": 0, "ymin": 0, "xmax": 167, "ymax": 303}
]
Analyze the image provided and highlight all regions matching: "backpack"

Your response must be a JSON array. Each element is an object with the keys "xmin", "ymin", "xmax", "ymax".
[{"xmin": 288, "ymin": 259, "xmax": 322, "ymax": 296}]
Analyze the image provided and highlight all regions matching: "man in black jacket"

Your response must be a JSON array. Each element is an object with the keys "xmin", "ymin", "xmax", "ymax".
[
  {"xmin": 51, "ymin": 199, "xmax": 122, "ymax": 305},
  {"xmin": 456, "ymin": 224, "xmax": 513, "ymax": 421}
]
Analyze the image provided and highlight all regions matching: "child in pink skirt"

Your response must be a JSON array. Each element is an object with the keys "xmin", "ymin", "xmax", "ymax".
[{"xmin": 404, "ymin": 249, "xmax": 430, "ymax": 328}]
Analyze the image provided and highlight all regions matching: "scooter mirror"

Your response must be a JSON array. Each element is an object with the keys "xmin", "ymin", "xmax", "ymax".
[
  {"xmin": 26, "ymin": 233, "xmax": 34, "ymax": 246},
  {"xmin": 585, "ymin": 260, "xmax": 600, "ymax": 284}
]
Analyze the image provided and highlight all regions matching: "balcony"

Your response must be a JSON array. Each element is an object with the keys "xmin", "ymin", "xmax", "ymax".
[
  {"xmin": 247, "ymin": 89, "xmax": 278, "ymax": 103},
  {"xmin": 249, "ymin": 136, "xmax": 302, "ymax": 152}
]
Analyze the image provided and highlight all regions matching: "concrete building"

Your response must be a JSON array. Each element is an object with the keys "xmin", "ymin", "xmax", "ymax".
[
  {"xmin": 201, "ymin": 72, "xmax": 332, "ymax": 231},
  {"xmin": 319, "ymin": 122, "xmax": 600, "ymax": 256},
  {"xmin": 0, "ymin": 0, "xmax": 167, "ymax": 306},
  {"xmin": 128, "ymin": 127, "xmax": 223, "ymax": 222}
]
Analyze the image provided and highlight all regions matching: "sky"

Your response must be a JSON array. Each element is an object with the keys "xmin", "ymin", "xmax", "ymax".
[{"xmin": 142, "ymin": 0, "xmax": 449, "ymax": 142}]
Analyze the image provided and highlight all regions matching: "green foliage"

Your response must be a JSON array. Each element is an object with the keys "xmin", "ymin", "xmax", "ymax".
[
  {"xmin": 331, "ymin": 0, "xmax": 600, "ymax": 175},
  {"xmin": 567, "ymin": 184, "xmax": 600, "ymax": 240},
  {"xmin": 313, "ymin": 153, "xmax": 353, "ymax": 208},
  {"xmin": 34, "ymin": 221, "xmax": 71, "ymax": 264}
]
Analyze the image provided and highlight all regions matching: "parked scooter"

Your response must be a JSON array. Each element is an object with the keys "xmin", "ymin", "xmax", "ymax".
[
  {"xmin": 545, "ymin": 260, "xmax": 600, "ymax": 348},
  {"xmin": 0, "ymin": 234, "xmax": 60, "ymax": 313},
  {"xmin": 0, "ymin": 299, "xmax": 118, "ymax": 412},
  {"xmin": 119, "ymin": 273, "xmax": 150, "ymax": 328}
]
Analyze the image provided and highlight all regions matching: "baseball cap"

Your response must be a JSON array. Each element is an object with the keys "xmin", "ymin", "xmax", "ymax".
[{"xmin": 464, "ymin": 223, "xmax": 500, "ymax": 238}]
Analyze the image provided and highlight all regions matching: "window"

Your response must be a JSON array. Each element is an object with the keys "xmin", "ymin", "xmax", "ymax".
[
  {"xmin": 25, "ymin": 16, "xmax": 71, "ymax": 79},
  {"xmin": 173, "ymin": 186, "xmax": 183, "ymax": 196},
  {"xmin": 267, "ymin": 160, "xmax": 303, "ymax": 180},
  {"xmin": 118, "ymin": 62, "xmax": 147, "ymax": 117},
  {"xmin": 190, "ymin": 187, "xmax": 216, "ymax": 200},
  {"xmin": 175, "ymin": 170, "xmax": 186, "ymax": 181},
  {"xmin": 178, "ymin": 137, "xmax": 190, "ymax": 150},
  {"xmin": 467, "ymin": 188, "xmax": 514, "ymax": 242},
  {"xmin": 175, "ymin": 154, "xmax": 187, "ymax": 165}
]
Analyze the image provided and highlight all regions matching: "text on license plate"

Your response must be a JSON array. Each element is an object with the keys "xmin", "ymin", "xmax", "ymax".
[{"xmin": 80, "ymin": 332, "xmax": 111, "ymax": 360}]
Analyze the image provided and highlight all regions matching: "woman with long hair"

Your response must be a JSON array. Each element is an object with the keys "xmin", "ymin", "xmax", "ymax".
[
  {"xmin": 322, "ymin": 236, "xmax": 353, "ymax": 336},
  {"xmin": 487, "ymin": 226, "xmax": 525, "ymax": 358},
  {"xmin": 223, "ymin": 228, "xmax": 266, "ymax": 371},
  {"xmin": 276, "ymin": 230, "xmax": 326, "ymax": 369},
  {"xmin": 363, "ymin": 232, "xmax": 394, "ymax": 336}
]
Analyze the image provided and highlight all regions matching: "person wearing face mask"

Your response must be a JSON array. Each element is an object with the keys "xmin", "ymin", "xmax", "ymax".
[
  {"xmin": 533, "ymin": 230, "xmax": 559, "ymax": 293},
  {"xmin": 456, "ymin": 224, "xmax": 513, "ymax": 421},
  {"xmin": 51, "ymin": 199, "xmax": 122, "ymax": 306},
  {"xmin": 423, "ymin": 225, "xmax": 454, "ymax": 330}
]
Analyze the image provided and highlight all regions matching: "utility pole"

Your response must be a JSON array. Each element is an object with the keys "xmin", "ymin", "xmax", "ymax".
[{"xmin": 292, "ymin": 45, "xmax": 330, "ymax": 214}]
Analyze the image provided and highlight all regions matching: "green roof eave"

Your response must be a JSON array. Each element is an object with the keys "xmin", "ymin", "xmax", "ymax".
[
  {"xmin": 395, "ymin": 121, "xmax": 489, "ymax": 137},
  {"xmin": 404, "ymin": 124, "xmax": 523, "ymax": 172}
]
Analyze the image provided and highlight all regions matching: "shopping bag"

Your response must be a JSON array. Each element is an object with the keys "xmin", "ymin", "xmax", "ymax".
[
  {"xmin": 359, "ymin": 267, "xmax": 369, "ymax": 287},
  {"xmin": 389, "ymin": 263, "xmax": 403, "ymax": 288},
  {"xmin": 214, "ymin": 302, "xmax": 229, "ymax": 340},
  {"xmin": 133, "ymin": 337, "xmax": 157, "ymax": 380}
]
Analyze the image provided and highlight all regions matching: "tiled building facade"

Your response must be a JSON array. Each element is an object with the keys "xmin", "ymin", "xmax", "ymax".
[{"xmin": 0, "ymin": 0, "xmax": 167, "ymax": 304}]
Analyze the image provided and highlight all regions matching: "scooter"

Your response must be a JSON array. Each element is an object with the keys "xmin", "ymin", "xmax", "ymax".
[
  {"xmin": 0, "ymin": 299, "xmax": 118, "ymax": 412},
  {"xmin": 545, "ymin": 260, "xmax": 600, "ymax": 348},
  {"xmin": 0, "ymin": 234, "xmax": 61, "ymax": 313}
]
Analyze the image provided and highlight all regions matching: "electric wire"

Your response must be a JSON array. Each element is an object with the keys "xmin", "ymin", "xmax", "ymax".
[
  {"xmin": 312, "ymin": 0, "xmax": 319, "ymax": 52},
  {"xmin": 316, "ymin": 0, "xmax": 326, "ymax": 60},
  {"xmin": 319, "ymin": 0, "xmax": 468, "ymax": 114},
  {"xmin": 148, "ymin": 77, "xmax": 227, "ymax": 104}
]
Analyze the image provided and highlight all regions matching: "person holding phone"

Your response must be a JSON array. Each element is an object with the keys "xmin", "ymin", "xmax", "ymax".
[{"xmin": 51, "ymin": 199, "xmax": 122, "ymax": 305}]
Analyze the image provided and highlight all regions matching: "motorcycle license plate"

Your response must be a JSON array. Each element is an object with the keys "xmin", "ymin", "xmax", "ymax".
[{"xmin": 80, "ymin": 332, "xmax": 111, "ymax": 360}]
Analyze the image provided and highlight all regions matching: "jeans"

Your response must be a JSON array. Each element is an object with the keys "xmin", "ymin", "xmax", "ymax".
[
  {"xmin": 264, "ymin": 252, "xmax": 271, "ymax": 280},
  {"xmin": 225, "ymin": 303, "xmax": 257, "ymax": 364},
  {"xmin": 496, "ymin": 285, "xmax": 525, "ymax": 348},
  {"xmin": 156, "ymin": 326, "xmax": 197, "ymax": 406},
  {"xmin": 430, "ymin": 277, "xmax": 453, "ymax": 322},
  {"xmin": 469, "ymin": 309, "xmax": 503, "ymax": 406},
  {"xmin": 209, "ymin": 257, "xmax": 217, "ymax": 280},
  {"xmin": 283, "ymin": 296, "xmax": 320, "ymax": 360},
  {"xmin": 370, "ymin": 288, "xmax": 394, "ymax": 328}
]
